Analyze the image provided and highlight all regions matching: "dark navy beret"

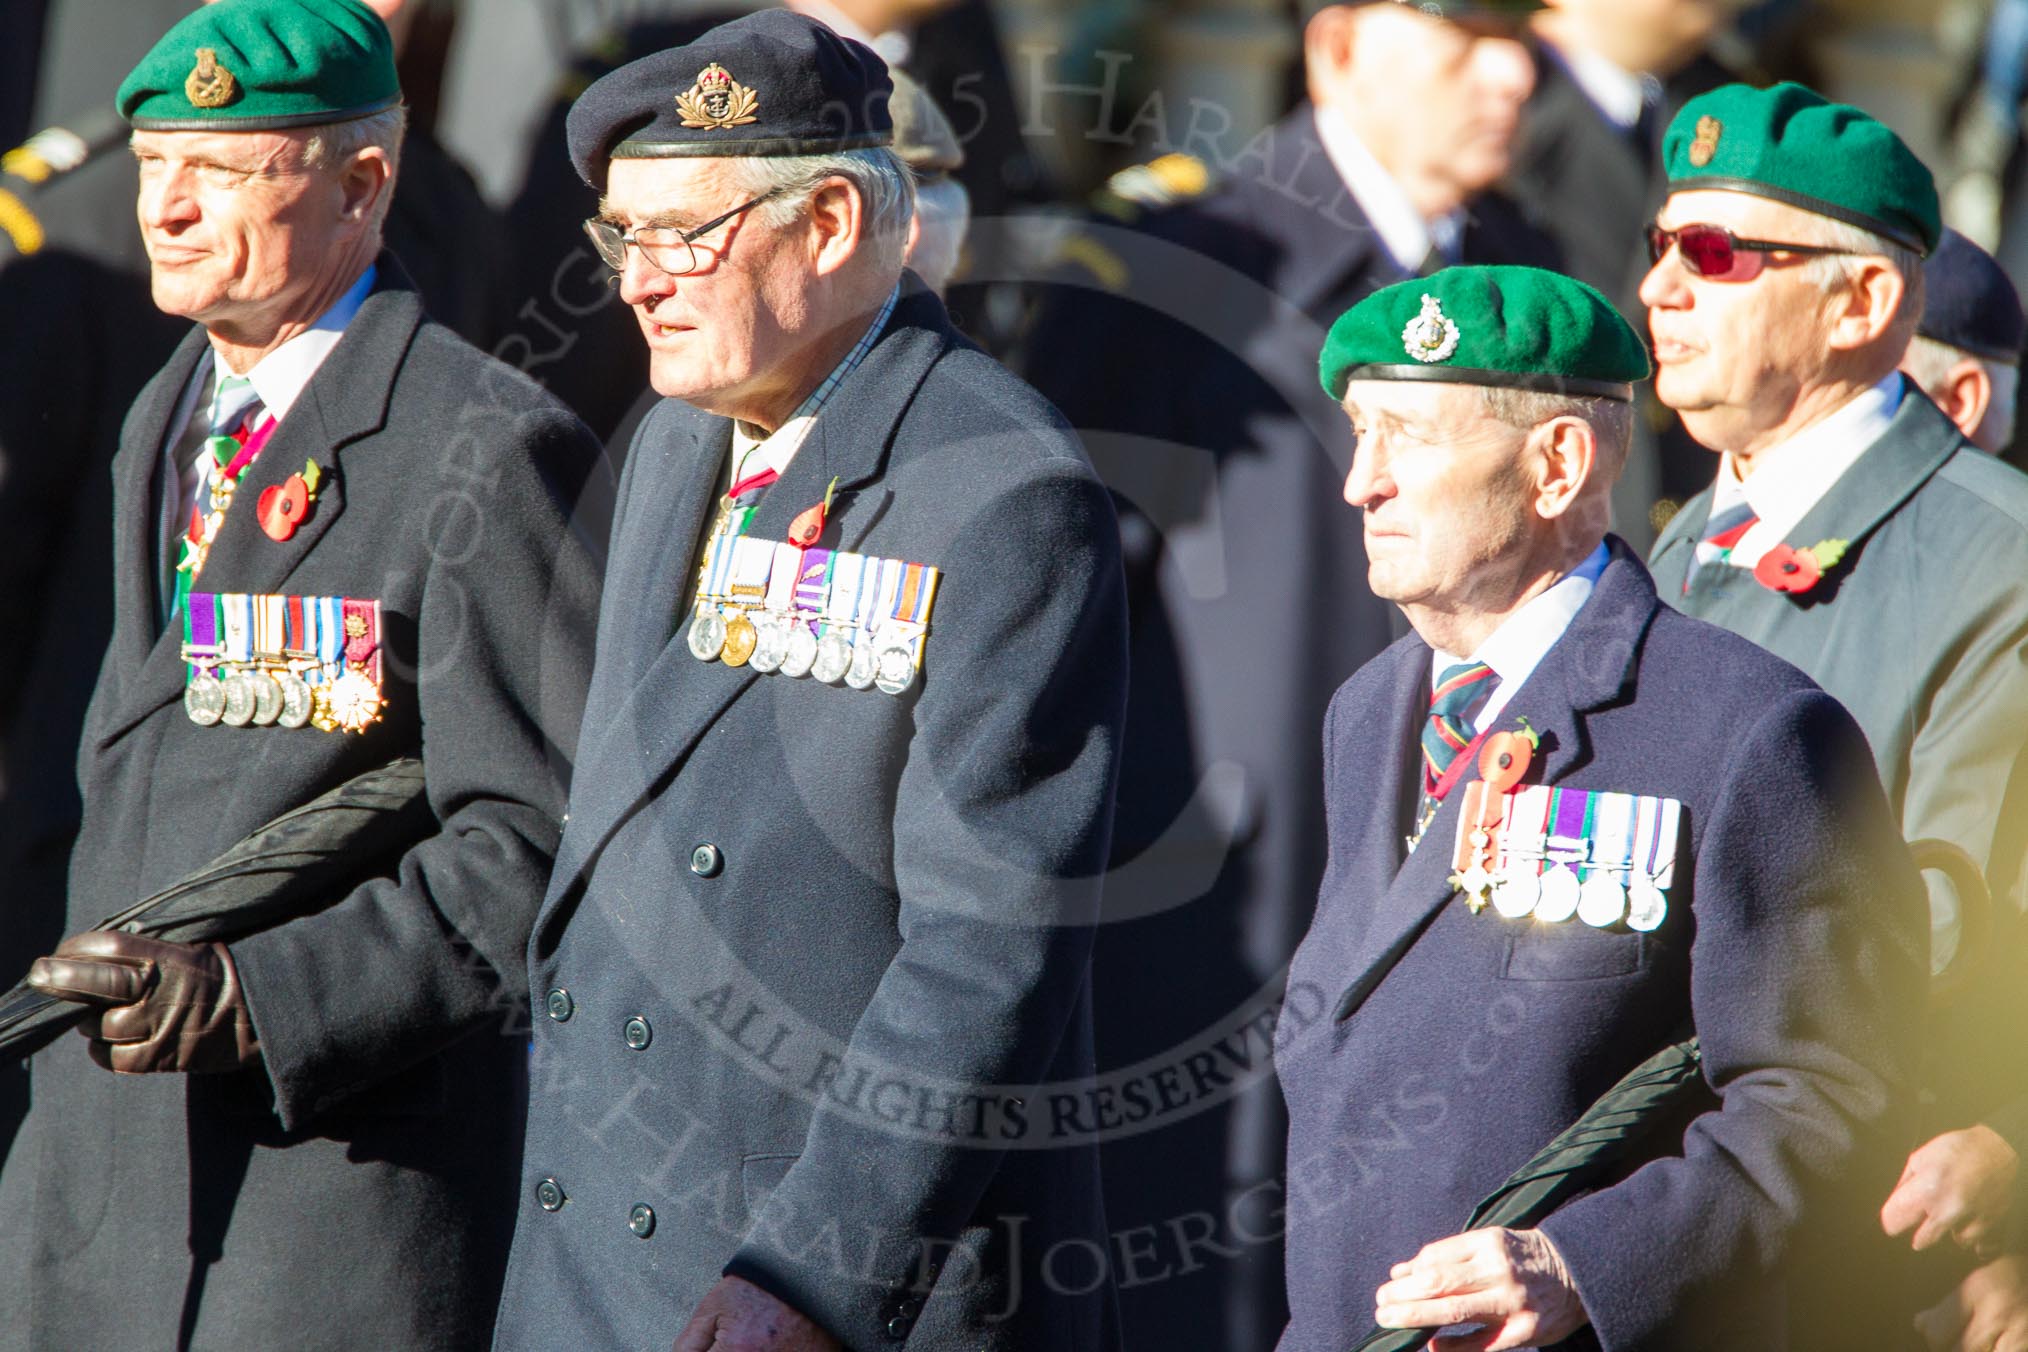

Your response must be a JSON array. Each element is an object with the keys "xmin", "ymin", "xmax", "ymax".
[
  {"xmin": 1919, "ymin": 228, "xmax": 2025, "ymax": 363},
  {"xmin": 566, "ymin": 10, "xmax": 893, "ymax": 188}
]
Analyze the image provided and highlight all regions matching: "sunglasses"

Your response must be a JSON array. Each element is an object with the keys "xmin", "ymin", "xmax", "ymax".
[{"xmin": 1645, "ymin": 223, "xmax": 1859, "ymax": 282}]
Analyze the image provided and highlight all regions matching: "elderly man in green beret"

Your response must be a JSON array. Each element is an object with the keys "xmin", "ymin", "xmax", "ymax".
[
  {"xmin": 0, "ymin": 1, "xmax": 604, "ymax": 1348},
  {"xmin": 1277, "ymin": 263, "xmax": 1926, "ymax": 1352},
  {"xmin": 1642, "ymin": 82, "xmax": 2028, "ymax": 1346}
]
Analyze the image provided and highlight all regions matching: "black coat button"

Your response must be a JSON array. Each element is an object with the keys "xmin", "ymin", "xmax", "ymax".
[
  {"xmin": 545, "ymin": 988, "xmax": 573, "ymax": 1022},
  {"xmin": 536, "ymin": 1178, "xmax": 566, "ymax": 1212},
  {"xmin": 623, "ymin": 1016, "xmax": 652, "ymax": 1051},
  {"xmin": 690, "ymin": 843, "xmax": 723, "ymax": 877},
  {"xmin": 628, "ymin": 1203, "xmax": 656, "ymax": 1238},
  {"xmin": 885, "ymin": 1314, "xmax": 911, "ymax": 1340}
]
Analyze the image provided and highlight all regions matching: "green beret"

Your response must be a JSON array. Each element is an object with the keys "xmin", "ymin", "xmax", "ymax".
[
  {"xmin": 1319, "ymin": 265, "xmax": 1651, "ymax": 403},
  {"xmin": 117, "ymin": 0, "xmax": 399, "ymax": 132},
  {"xmin": 1663, "ymin": 82, "xmax": 1939, "ymax": 256}
]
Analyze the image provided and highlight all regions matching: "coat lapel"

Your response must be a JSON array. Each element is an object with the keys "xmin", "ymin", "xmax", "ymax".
[
  {"xmin": 548, "ymin": 286, "xmax": 955, "ymax": 899},
  {"xmin": 94, "ymin": 266, "xmax": 423, "ymax": 749},
  {"xmin": 1332, "ymin": 538, "xmax": 1658, "ymax": 1022},
  {"xmin": 1781, "ymin": 386, "xmax": 1962, "ymax": 565}
]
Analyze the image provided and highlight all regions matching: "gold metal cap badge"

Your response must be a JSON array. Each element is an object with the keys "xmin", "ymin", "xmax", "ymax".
[
  {"xmin": 185, "ymin": 48, "xmax": 238, "ymax": 109},
  {"xmin": 1402, "ymin": 294, "xmax": 1461, "ymax": 364},
  {"xmin": 676, "ymin": 62, "xmax": 759, "ymax": 130},
  {"xmin": 1688, "ymin": 115, "xmax": 1722, "ymax": 168}
]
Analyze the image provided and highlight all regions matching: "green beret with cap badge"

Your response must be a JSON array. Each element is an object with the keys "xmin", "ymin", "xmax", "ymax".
[
  {"xmin": 1319, "ymin": 265, "xmax": 1651, "ymax": 402},
  {"xmin": 1663, "ymin": 82, "xmax": 1940, "ymax": 256},
  {"xmin": 116, "ymin": 0, "xmax": 400, "ymax": 132}
]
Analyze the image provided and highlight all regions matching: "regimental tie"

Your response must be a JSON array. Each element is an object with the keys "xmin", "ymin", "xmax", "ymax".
[
  {"xmin": 1405, "ymin": 660, "xmax": 1498, "ymax": 853},
  {"xmin": 172, "ymin": 373, "xmax": 277, "ymax": 619},
  {"xmin": 1422, "ymin": 660, "xmax": 1497, "ymax": 792},
  {"xmin": 1683, "ymin": 500, "xmax": 1759, "ymax": 594}
]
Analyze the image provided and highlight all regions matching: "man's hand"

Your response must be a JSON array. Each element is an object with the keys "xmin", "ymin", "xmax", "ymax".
[
  {"xmin": 27, "ymin": 931, "xmax": 260, "ymax": 1074},
  {"xmin": 1883, "ymin": 1125, "xmax": 2021, "ymax": 1255},
  {"xmin": 1916, "ymin": 1254, "xmax": 2028, "ymax": 1352},
  {"xmin": 674, "ymin": 1275, "xmax": 840, "ymax": 1352},
  {"xmin": 1373, "ymin": 1227, "xmax": 1587, "ymax": 1352}
]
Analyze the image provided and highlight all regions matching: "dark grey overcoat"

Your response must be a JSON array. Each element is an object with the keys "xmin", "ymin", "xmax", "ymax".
[
  {"xmin": 492, "ymin": 282, "xmax": 1128, "ymax": 1351},
  {"xmin": 0, "ymin": 265, "xmax": 606, "ymax": 1350}
]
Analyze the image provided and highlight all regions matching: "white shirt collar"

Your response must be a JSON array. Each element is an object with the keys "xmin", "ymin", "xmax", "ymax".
[
  {"xmin": 1314, "ymin": 105, "xmax": 1464, "ymax": 273},
  {"xmin": 1547, "ymin": 41, "xmax": 1651, "ymax": 131},
  {"xmin": 1710, "ymin": 372, "xmax": 1904, "ymax": 568},
  {"xmin": 217, "ymin": 264, "xmax": 377, "ymax": 425},
  {"xmin": 1431, "ymin": 541, "xmax": 1610, "ymax": 733}
]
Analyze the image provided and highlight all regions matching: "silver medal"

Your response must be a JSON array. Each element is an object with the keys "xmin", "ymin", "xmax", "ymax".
[
  {"xmin": 812, "ymin": 632, "xmax": 852, "ymax": 684},
  {"xmin": 780, "ymin": 624, "xmax": 818, "ymax": 678},
  {"xmin": 248, "ymin": 671, "xmax": 283, "ymax": 726},
  {"xmin": 1577, "ymin": 872, "xmax": 1628, "ymax": 929},
  {"xmin": 1534, "ymin": 864, "xmax": 1582, "ymax": 923},
  {"xmin": 845, "ymin": 636, "xmax": 878, "ymax": 690},
  {"xmin": 748, "ymin": 617, "xmax": 788, "ymax": 673},
  {"xmin": 184, "ymin": 672, "xmax": 227, "ymax": 726},
  {"xmin": 276, "ymin": 671, "xmax": 314, "ymax": 729},
  {"xmin": 1626, "ymin": 879, "xmax": 1669, "ymax": 932},
  {"xmin": 874, "ymin": 641, "xmax": 918, "ymax": 696},
  {"xmin": 1492, "ymin": 868, "xmax": 1540, "ymax": 919},
  {"xmin": 220, "ymin": 672, "xmax": 257, "ymax": 727},
  {"xmin": 687, "ymin": 610, "xmax": 727, "ymax": 663}
]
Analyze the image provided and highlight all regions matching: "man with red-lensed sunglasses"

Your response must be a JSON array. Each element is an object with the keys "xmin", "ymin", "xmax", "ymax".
[{"xmin": 1647, "ymin": 81, "xmax": 2028, "ymax": 1349}]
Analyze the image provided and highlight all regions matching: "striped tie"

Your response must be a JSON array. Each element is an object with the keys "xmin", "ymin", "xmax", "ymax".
[
  {"xmin": 1684, "ymin": 500, "xmax": 1758, "ymax": 593},
  {"xmin": 1422, "ymin": 661, "xmax": 1496, "ymax": 791}
]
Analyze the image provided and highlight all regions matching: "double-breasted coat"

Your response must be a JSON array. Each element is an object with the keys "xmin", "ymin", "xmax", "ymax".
[
  {"xmin": 492, "ymin": 282, "xmax": 1129, "ymax": 1352},
  {"xmin": 0, "ymin": 264, "xmax": 606, "ymax": 1350},
  {"xmin": 1277, "ymin": 540, "xmax": 1928, "ymax": 1351}
]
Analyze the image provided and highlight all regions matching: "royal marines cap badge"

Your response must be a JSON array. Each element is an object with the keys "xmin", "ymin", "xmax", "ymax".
[
  {"xmin": 676, "ymin": 62, "xmax": 759, "ymax": 130},
  {"xmin": 1688, "ymin": 114, "xmax": 1722, "ymax": 168},
  {"xmin": 184, "ymin": 48, "xmax": 238, "ymax": 109},
  {"xmin": 1402, "ymin": 293, "xmax": 1461, "ymax": 364}
]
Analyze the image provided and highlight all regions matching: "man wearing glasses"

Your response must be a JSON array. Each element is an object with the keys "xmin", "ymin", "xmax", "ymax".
[
  {"xmin": 1645, "ymin": 82, "xmax": 2028, "ymax": 1344},
  {"xmin": 492, "ymin": 11, "xmax": 1128, "ymax": 1352}
]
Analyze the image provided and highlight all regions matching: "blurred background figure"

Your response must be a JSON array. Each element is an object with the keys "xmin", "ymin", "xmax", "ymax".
[
  {"xmin": 1901, "ymin": 228, "xmax": 2025, "ymax": 456},
  {"xmin": 890, "ymin": 69, "xmax": 973, "ymax": 295},
  {"xmin": 1018, "ymin": 3, "xmax": 1554, "ymax": 1347},
  {"xmin": 0, "ymin": 0, "xmax": 503, "ymax": 1170},
  {"xmin": 1501, "ymin": 0, "xmax": 1746, "ymax": 539}
]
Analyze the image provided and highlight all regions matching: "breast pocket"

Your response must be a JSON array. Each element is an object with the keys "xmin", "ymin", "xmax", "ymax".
[{"xmin": 1501, "ymin": 924, "xmax": 1648, "ymax": 981}]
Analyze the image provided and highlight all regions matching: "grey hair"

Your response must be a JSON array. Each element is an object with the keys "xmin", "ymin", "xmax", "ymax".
[
  {"xmin": 720, "ymin": 146, "xmax": 915, "ymax": 271},
  {"xmin": 1795, "ymin": 215, "xmax": 1926, "ymax": 344},
  {"xmin": 300, "ymin": 104, "xmax": 407, "ymax": 241},
  {"xmin": 1478, "ymin": 387, "xmax": 1636, "ymax": 476}
]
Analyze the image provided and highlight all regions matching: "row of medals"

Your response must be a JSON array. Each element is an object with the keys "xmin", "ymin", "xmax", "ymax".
[
  {"xmin": 1459, "ymin": 829, "xmax": 1669, "ymax": 932},
  {"xmin": 687, "ymin": 606, "xmax": 921, "ymax": 696},
  {"xmin": 184, "ymin": 662, "xmax": 381, "ymax": 731}
]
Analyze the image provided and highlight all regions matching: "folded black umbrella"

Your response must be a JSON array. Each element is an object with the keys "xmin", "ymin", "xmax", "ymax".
[
  {"xmin": 1350, "ymin": 1037, "xmax": 1712, "ymax": 1352},
  {"xmin": 0, "ymin": 758, "xmax": 431, "ymax": 1064}
]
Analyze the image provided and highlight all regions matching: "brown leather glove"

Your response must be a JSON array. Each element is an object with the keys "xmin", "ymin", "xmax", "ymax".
[{"xmin": 28, "ymin": 932, "xmax": 261, "ymax": 1074}]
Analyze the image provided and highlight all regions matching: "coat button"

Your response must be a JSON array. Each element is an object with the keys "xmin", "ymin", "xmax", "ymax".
[
  {"xmin": 628, "ymin": 1203, "xmax": 656, "ymax": 1238},
  {"xmin": 885, "ymin": 1314, "xmax": 911, "ymax": 1340},
  {"xmin": 545, "ymin": 988, "xmax": 573, "ymax": 1022},
  {"xmin": 690, "ymin": 843, "xmax": 723, "ymax": 877},
  {"xmin": 536, "ymin": 1178, "xmax": 566, "ymax": 1212},
  {"xmin": 623, "ymin": 1016, "xmax": 652, "ymax": 1051}
]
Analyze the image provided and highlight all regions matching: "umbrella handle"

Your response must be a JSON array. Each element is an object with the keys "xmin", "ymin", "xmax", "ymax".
[{"xmin": 1911, "ymin": 837, "xmax": 1992, "ymax": 1006}]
